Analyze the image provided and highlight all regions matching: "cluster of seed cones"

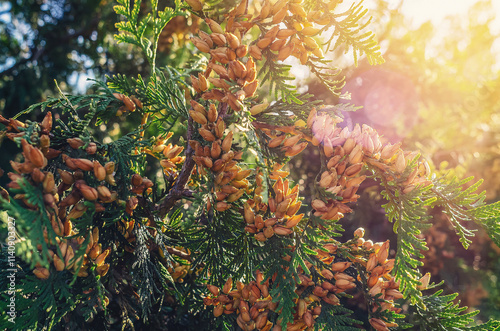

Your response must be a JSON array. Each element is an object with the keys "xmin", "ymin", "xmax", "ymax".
[
  {"xmin": 188, "ymin": 0, "xmax": 339, "ymax": 66},
  {"xmin": 204, "ymin": 229, "xmax": 407, "ymax": 330},
  {"xmin": 1, "ymin": 113, "xmax": 111, "ymax": 280},
  {"xmin": 307, "ymin": 109, "xmax": 432, "ymax": 222},
  {"xmin": 145, "ymin": 132, "xmax": 185, "ymax": 175},
  {"xmin": 188, "ymin": 99, "xmax": 253, "ymax": 212},
  {"xmin": 244, "ymin": 173, "xmax": 303, "ymax": 242}
]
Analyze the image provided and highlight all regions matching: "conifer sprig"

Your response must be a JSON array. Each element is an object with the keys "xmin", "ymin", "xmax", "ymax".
[{"xmin": 2, "ymin": 0, "xmax": 500, "ymax": 330}]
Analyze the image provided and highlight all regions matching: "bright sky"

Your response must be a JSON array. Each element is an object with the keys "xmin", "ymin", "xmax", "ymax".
[
  {"xmin": 379, "ymin": 0, "xmax": 500, "ymax": 69},
  {"xmin": 398, "ymin": 0, "xmax": 500, "ymax": 29}
]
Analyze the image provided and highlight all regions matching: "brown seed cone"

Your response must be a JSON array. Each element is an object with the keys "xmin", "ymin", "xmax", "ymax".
[
  {"xmin": 394, "ymin": 151, "xmax": 406, "ymax": 173},
  {"xmin": 367, "ymin": 273, "xmax": 379, "ymax": 288},
  {"xmin": 244, "ymin": 225, "xmax": 257, "ymax": 234},
  {"xmin": 190, "ymin": 110, "xmax": 208, "ymax": 125},
  {"xmin": 259, "ymin": 0, "xmax": 271, "ymax": 19},
  {"xmin": 225, "ymin": 33, "xmax": 240, "ymax": 49},
  {"xmin": 165, "ymin": 146, "xmax": 184, "ymax": 159},
  {"xmin": 208, "ymin": 103, "xmax": 218, "ymax": 122},
  {"xmin": 226, "ymin": 189, "xmax": 244, "ymax": 202},
  {"xmin": 199, "ymin": 31, "xmax": 213, "ymax": 48},
  {"xmin": 322, "ymin": 293, "xmax": 340, "ymax": 306},
  {"xmin": 93, "ymin": 250, "xmax": 107, "ymax": 267},
  {"xmin": 226, "ymin": 49, "xmax": 237, "ymax": 63},
  {"xmin": 67, "ymin": 138, "xmax": 85, "ymax": 149},
  {"xmin": 213, "ymin": 303, "xmax": 224, "ymax": 317},
  {"xmin": 41, "ymin": 111, "xmax": 53, "ymax": 132},
  {"xmin": 377, "ymin": 241, "xmax": 390, "ymax": 264},
  {"xmin": 131, "ymin": 173, "xmax": 142, "ymax": 187},
  {"xmin": 221, "ymin": 132, "xmax": 233, "ymax": 153},
  {"xmin": 53, "ymin": 254, "xmax": 66, "ymax": 271},
  {"xmin": 29, "ymin": 147, "xmax": 47, "ymax": 168},
  {"xmin": 211, "ymin": 159, "xmax": 225, "ymax": 173},
  {"xmin": 211, "ymin": 33, "xmax": 227, "ymax": 46},
  {"xmin": 249, "ymin": 45, "xmax": 262, "ymax": 60},
  {"xmin": 256, "ymin": 37, "xmax": 273, "ymax": 49},
  {"xmin": 45, "ymin": 148, "xmax": 62, "ymax": 160},
  {"xmin": 222, "ymin": 277, "xmax": 233, "ymax": 295},
  {"xmin": 85, "ymin": 142, "xmax": 97, "ymax": 154},
  {"xmin": 273, "ymin": 225, "xmax": 293, "ymax": 236},
  {"xmin": 272, "ymin": 6, "xmax": 288, "ymax": 24},
  {"xmin": 203, "ymin": 89, "xmax": 225, "ymax": 102},
  {"xmin": 89, "ymin": 243, "xmax": 102, "ymax": 260},
  {"xmin": 369, "ymin": 318, "xmax": 390, "ymax": 331},
  {"xmin": 221, "ymin": 151, "xmax": 234, "ymax": 162},
  {"xmin": 190, "ymin": 100, "xmax": 208, "ymax": 116},
  {"xmin": 243, "ymin": 80, "xmax": 258, "ymax": 97},
  {"xmin": 191, "ymin": 37, "xmax": 211, "ymax": 53},
  {"xmin": 64, "ymin": 245, "xmax": 75, "ymax": 268},
  {"xmin": 277, "ymin": 29, "xmax": 296, "ymax": 39},
  {"xmin": 268, "ymin": 135, "xmax": 286, "ymax": 148},
  {"xmin": 285, "ymin": 213, "xmax": 303, "ymax": 228},
  {"xmin": 103, "ymin": 162, "xmax": 115, "ymax": 175},
  {"xmin": 270, "ymin": 0, "xmax": 287, "ymax": 15},
  {"xmin": 331, "ymin": 261, "xmax": 351, "ymax": 272},
  {"xmin": 208, "ymin": 142, "xmax": 220, "ymax": 160},
  {"xmin": 216, "ymin": 201, "xmax": 231, "ymax": 211},
  {"xmin": 283, "ymin": 134, "xmax": 302, "ymax": 148},
  {"xmin": 42, "ymin": 172, "xmax": 55, "ymax": 193},
  {"xmin": 313, "ymin": 286, "xmax": 328, "ymax": 298},
  {"xmin": 381, "ymin": 142, "xmax": 401, "ymax": 160},
  {"xmin": 93, "ymin": 161, "xmax": 106, "ymax": 181},
  {"xmin": 233, "ymin": 169, "xmax": 251, "ymax": 181},
  {"xmin": 97, "ymin": 185, "xmax": 112, "ymax": 201},
  {"xmin": 96, "ymin": 263, "xmax": 110, "ymax": 277},
  {"xmin": 208, "ymin": 77, "xmax": 230, "ymax": 90},
  {"xmin": 260, "ymin": 226, "xmax": 273, "ymax": 239},
  {"xmin": 199, "ymin": 128, "xmax": 216, "ymax": 142},
  {"xmin": 209, "ymin": 62, "xmax": 229, "ymax": 77},
  {"xmin": 270, "ymin": 39, "xmax": 287, "ymax": 52},
  {"xmin": 255, "ymin": 311, "xmax": 269, "ymax": 329},
  {"xmin": 206, "ymin": 18, "xmax": 224, "ymax": 34},
  {"xmin": 207, "ymin": 284, "xmax": 220, "ymax": 296},
  {"xmin": 73, "ymin": 158, "xmax": 94, "ymax": 172},
  {"xmin": 39, "ymin": 134, "xmax": 50, "ymax": 150},
  {"xmin": 285, "ymin": 142, "xmax": 308, "ymax": 157},
  {"xmin": 303, "ymin": 311, "xmax": 313, "ymax": 327},
  {"xmin": 33, "ymin": 267, "xmax": 50, "ymax": 279},
  {"xmin": 236, "ymin": 45, "xmax": 248, "ymax": 58},
  {"xmin": 227, "ymin": 93, "xmax": 243, "ymax": 112},
  {"xmin": 366, "ymin": 254, "xmax": 378, "ymax": 272},
  {"xmin": 81, "ymin": 185, "xmax": 99, "ymax": 201},
  {"xmin": 215, "ymin": 118, "xmax": 226, "ymax": 139},
  {"xmin": 345, "ymin": 163, "xmax": 363, "ymax": 177},
  {"xmin": 200, "ymin": 156, "xmax": 213, "ymax": 169}
]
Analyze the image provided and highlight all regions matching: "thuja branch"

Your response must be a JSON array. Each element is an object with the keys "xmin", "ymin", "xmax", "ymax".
[{"xmin": 156, "ymin": 117, "xmax": 196, "ymax": 218}]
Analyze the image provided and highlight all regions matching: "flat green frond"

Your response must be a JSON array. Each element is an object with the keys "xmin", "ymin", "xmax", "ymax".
[
  {"xmin": 307, "ymin": 58, "xmax": 346, "ymax": 97},
  {"xmin": 408, "ymin": 289, "xmax": 499, "ymax": 330},
  {"xmin": 430, "ymin": 175, "xmax": 491, "ymax": 249},
  {"xmin": 324, "ymin": 1, "xmax": 384, "ymax": 66},
  {"xmin": 314, "ymin": 302, "xmax": 362, "ymax": 330},
  {"xmin": 113, "ymin": 0, "xmax": 185, "ymax": 70},
  {"xmin": 259, "ymin": 49, "xmax": 302, "ymax": 104},
  {"xmin": 374, "ymin": 166, "xmax": 432, "ymax": 307}
]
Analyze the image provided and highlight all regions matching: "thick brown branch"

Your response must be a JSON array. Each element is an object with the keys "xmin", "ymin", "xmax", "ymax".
[{"xmin": 156, "ymin": 117, "xmax": 196, "ymax": 218}]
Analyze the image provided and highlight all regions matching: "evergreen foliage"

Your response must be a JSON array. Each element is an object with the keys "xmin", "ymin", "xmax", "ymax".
[{"xmin": 1, "ymin": 0, "xmax": 499, "ymax": 330}]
